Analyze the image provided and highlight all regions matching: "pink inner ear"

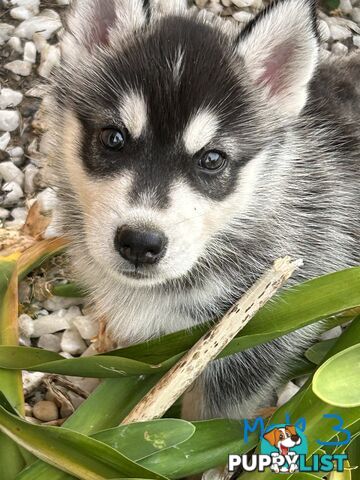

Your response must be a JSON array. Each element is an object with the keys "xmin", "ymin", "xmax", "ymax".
[
  {"xmin": 257, "ymin": 43, "xmax": 295, "ymax": 96},
  {"xmin": 86, "ymin": 3, "xmax": 117, "ymax": 50}
]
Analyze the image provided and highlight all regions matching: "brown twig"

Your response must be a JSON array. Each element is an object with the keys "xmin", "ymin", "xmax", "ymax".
[{"xmin": 122, "ymin": 256, "xmax": 303, "ymax": 424}]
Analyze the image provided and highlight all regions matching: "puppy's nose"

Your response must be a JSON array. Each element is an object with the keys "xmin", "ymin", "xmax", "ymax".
[
  {"xmin": 291, "ymin": 434, "xmax": 300, "ymax": 442},
  {"xmin": 115, "ymin": 226, "xmax": 167, "ymax": 266}
]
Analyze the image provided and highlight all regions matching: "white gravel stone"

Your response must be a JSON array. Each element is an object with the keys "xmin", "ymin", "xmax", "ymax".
[
  {"xmin": 232, "ymin": 11, "xmax": 254, "ymax": 22},
  {"xmin": 232, "ymin": 0, "xmax": 255, "ymax": 7},
  {"xmin": 277, "ymin": 382, "xmax": 300, "ymax": 407},
  {"xmin": 33, "ymin": 400, "xmax": 59, "ymax": 422},
  {"xmin": 56, "ymin": 0, "xmax": 70, "ymax": 4},
  {"xmin": 8, "ymin": 36, "xmax": 23, "ymax": 53},
  {"xmin": 0, "ymin": 24, "xmax": 15, "ymax": 46},
  {"xmin": 10, "ymin": 6, "xmax": 35, "ymax": 20},
  {"xmin": 11, "ymin": 206, "xmax": 27, "ymax": 221},
  {"xmin": 0, "ymin": 161, "xmax": 24, "ymax": 186},
  {"xmin": 320, "ymin": 326, "xmax": 342, "ymax": 341},
  {"xmin": 42, "ymin": 296, "xmax": 83, "ymax": 311},
  {"xmin": 0, "ymin": 208, "xmax": 10, "ymax": 219},
  {"xmin": 38, "ymin": 45, "xmax": 61, "ymax": 78},
  {"xmin": 37, "ymin": 187, "xmax": 57, "ymax": 213},
  {"xmin": 38, "ymin": 333, "xmax": 62, "ymax": 352},
  {"xmin": 31, "ymin": 309, "xmax": 71, "ymax": 337},
  {"xmin": 0, "ymin": 132, "xmax": 11, "ymax": 150},
  {"xmin": 24, "ymin": 41, "xmax": 37, "ymax": 63},
  {"xmin": 73, "ymin": 315, "xmax": 98, "ymax": 340},
  {"xmin": 340, "ymin": 0, "xmax": 353, "ymax": 14},
  {"xmin": 23, "ymin": 371, "xmax": 46, "ymax": 395},
  {"xmin": 8, "ymin": 146, "xmax": 24, "ymax": 166},
  {"xmin": 353, "ymin": 7, "xmax": 360, "ymax": 23},
  {"xmin": 332, "ymin": 42, "xmax": 349, "ymax": 55},
  {"xmin": 354, "ymin": 35, "xmax": 360, "ymax": 47},
  {"xmin": 1, "ymin": 181, "xmax": 24, "ymax": 206},
  {"xmin": 4, "ymin": 60, "xmax": 32, "ymax": 76},
  {"xmin": 15, "ymin": 9, "xmax": 62, "ymax": 40},
  {"xmin": 24, "ymin": 163, "xmax": 39, "ymax": 194},
  {"xmin": 25, "ymin": 84, "xmax": 48, "ymax": 98},
  {"xmin": 0, "ymin": 88, "xmax": 23, "ymax": 109},
  {"xmin": 19, "ymin": 313, "xmax": 34, "ymax": 337},
  {"xmin": 328, "ymin": 22, "xmax": 353, "ymax": 41},
  {"xmin": 61, "ymin": 328, "xmax": 87, "ymax": 355},
  {"xmin": 0, "ymin": 111, "xmax": 20, "ymax": 132}
]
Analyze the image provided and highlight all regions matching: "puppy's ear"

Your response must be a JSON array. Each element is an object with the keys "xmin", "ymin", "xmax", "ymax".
[
  {"xmin": 264, "ymin": 429, "xmax": 277, "ymax": 446},
  {"xmin": 236, "ymin": 0, "xmax": 319, "ymax": 118},
  {"xmin": 286, "ymin": 425, "xmax": 297, "ymax": 436},
  {"xmin": 63, "ymin": 0, "xmax": 145, "ymax": 59}
]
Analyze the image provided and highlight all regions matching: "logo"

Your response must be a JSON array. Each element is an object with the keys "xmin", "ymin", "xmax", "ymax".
[{"xmin": 228, "ymin": 415, "xmax": 350, "ymax": 474}]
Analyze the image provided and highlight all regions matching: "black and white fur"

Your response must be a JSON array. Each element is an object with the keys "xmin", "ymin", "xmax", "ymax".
[{"xmin": 49, "ymin": 0, "xmax": 360, "ymax": 419}]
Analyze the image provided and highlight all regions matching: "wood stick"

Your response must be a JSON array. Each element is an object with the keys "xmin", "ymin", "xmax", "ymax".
[{"xmin": 122, "ymin": 256, "xmax": 303, "ymax": 425}]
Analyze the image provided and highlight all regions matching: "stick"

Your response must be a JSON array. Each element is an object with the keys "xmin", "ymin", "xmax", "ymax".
[{"xmin": 122, "ymin": 256, "xmax": 303, "ymax": 425}]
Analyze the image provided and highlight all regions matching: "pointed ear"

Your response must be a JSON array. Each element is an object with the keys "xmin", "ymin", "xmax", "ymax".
[
  {"xmin": 62, "ymin": 0, "xmax": 146, "ymax": 59},
  {"xmin": 264, "ymin": 429, "xmax": 277, "ymax": 446},
  {"xmin": 236, "ymin": 0, "xmax": 319, "ymax": 118}
]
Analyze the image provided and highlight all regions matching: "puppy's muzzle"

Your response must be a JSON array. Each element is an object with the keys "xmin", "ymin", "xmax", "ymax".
[{"xmin": 115, "ymin": 226, "xmax": 167, "ymax": 266}]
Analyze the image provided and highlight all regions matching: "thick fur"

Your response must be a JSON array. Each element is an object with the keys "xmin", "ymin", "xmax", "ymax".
[{"xmin": 49, "ymin": 0, "xmax": 360, "ymax": 419}]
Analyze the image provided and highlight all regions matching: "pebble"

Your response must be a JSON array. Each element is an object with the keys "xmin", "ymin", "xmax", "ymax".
[
  {"xmin": 0, "ymin": 161, "xmax": 24, "ymax": 186},
  {"xmin": 232, "ymin": 0, "xmax": 255, "ymax": 7},
  {"xmin": 353, "ymin": 8, "xmax": 360, "ymax": 23},
  {"xmin": 10, "ymin": 6, "xmax": 36, "ymax": 20},
  {"xmin": 1, "ymin": 182, "xmax": 24, "ymax": 207},
  {"xmin": 22, "ymin": 371, "xmax": 46, "ymax": 395},
  {"xmin": 8, "ymin": 146, "xmax": 24, "ymax": 167},
  {"xmin": 24, "ymin": 163, "xmax": 39, "ymax": 194},
  {"xmin": 42, "ymin": 296, "xmax": 83, "ymax": 312},
  {"xmin": 37, "ymin": 333, "xmax": 62, "ymax": 352},
  {"xmin": 33, "ymin": 400, "xmax": 59, "ymax": 422},
  {"xmin": 0, "ymin": 88, "xmax": 24, "ymax": 109},
  {"xmin": 61, "ymin": 328, "xmax": 87, "ymax": 355},
  {"xmin": 8, "ymin": 36, "xmax": 23, "ymax": 53},
  {"xmin": 328, "ymin": 22, "xmax": 352, "ymax": 41},
  {"xmin": 0, "ymin": 111, "xmax": 20, "ymax": 132},
  {"xmin": 31, "ymin": 309, "xmax": 71, "ymax": 337},
  {"xmin": 4, "ymin": 60, "xmax": 32, "ymax": 76},
  {"xmin": 24, "ymin": 41, "xmax": 37, "ymax": 63},
  {"xmin": 11, "ymin": 206, "xmax": 27, "ymax": 223},
  {"xmin": 0, "ymin": 132, "xmax": 11, "ymax": 150},
  {"xmin": 0, "ymin": 208, "xmax": 10, "ymax": 219},
  {"xmin": 19, "ymin": 313, "xmax": 35, "ymax": 338},
  {"xmin": 0, "ymin": 24, "xmax": 15, "ymax": 45},
  {"xmin": 340, "ymin": 0, "xmax": 353, "ymax": 14},
  {"xmin": 354, "ymin": 35, "xmax": 360, "ymax": 47},
  {"xmin": 72, "ymin": 315, "xmax": 98, "ymax": 340},
  {"xmin": 14, "ymin": 9, "xmax": 62, "ymax": 40},
  {"xmin": 332, "ymin": 42, "xmax": 349, "ymax": 55},
  {"xmin": 232, "ymin": 11, "xmax": 254, "ymax": 22},
  {"xmin": 277, "ymin": 382, "xmax": 300, "ymax": 407}
]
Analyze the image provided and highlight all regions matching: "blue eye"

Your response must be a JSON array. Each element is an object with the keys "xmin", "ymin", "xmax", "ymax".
[
  {"xmin": 199, "ymin": 151, "xmax": 227, "ymax": 171},
  {"xmin": 100, "ymin": 128, "xmax": 126, "ymax": 150}
]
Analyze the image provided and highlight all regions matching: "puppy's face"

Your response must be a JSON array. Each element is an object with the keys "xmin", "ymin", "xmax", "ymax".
[
  {"xmin": 54, "ymin": 0, "xmax": 318, "ymax": 287},
  {"xmin": 264, "ymin": 426, "xmax": 301, "ymax": 454}
]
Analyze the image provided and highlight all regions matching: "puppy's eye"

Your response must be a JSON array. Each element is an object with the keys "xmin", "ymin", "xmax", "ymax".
[
  {"xmin": 100, "ymin": 128, "xmax": 126, "ymax": 150},
  {"xmin": 199, "ymin": 151, "xmax": 227, "ymax": 172}
]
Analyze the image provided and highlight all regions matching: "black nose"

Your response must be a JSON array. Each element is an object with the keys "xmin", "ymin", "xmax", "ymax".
[
  {"xmin": 291, "ymin": 434, "xmax": 300, "ymax": 442},
  {"xmin": 115, "ymin": 226, "xmax": 167, "ymax": 266}
]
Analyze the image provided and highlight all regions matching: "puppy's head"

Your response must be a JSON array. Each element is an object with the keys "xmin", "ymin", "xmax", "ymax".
[
  {"xmin": 52, "ymin": 0, "xmax": 319, "ymax": 287},
  {"xmin": 264, "ymin": 425, "xmax": 301, "ymax": 452}
]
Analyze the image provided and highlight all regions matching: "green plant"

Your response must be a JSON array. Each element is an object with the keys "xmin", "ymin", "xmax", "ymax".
[{"xmin": 0, "ymin": 240, "xmax": 359, "ymax": 479}]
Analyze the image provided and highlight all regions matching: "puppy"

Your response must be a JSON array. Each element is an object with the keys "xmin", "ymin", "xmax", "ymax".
[
  {"xmin": 264, "ymin": 426, "xmax": 302, "ymax": 473},
  {"xmin": 49, "ymin": 0, "xmax": 360, "ymax": 420}
]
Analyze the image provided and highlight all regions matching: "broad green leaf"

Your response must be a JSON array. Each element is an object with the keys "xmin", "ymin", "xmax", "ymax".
[
  {"xmin": 0, "ymin": 405, "xmax": 167, "ymax": 480},
  {"xmin": 94, "ymin": 419, "xmax": 195, "ymax": 461},
  {"xmin": 17, "ymin": 374, "xmax": 164, "ymax": 480},
  {"xmin": 51, "ymin": 282, "xmax": 86, "ymax": 298},
  {"xmin": 313, "ymin": 344, "xmax": 360, "ymax": 408},
  {"xmin": 140, "ymin": 420, "xmax": 257, "ymax": 479},
  {"xmin": 306, "ymin": 338, "xmax": 338, "ymax": 364},
  {"xmin": 0, "ymin": 347, "xmax": 174, "ymax": 377}
]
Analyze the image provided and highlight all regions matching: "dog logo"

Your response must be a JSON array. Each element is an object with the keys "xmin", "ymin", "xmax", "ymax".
[{"xmin": 261, "ymin": 424, "xmax": 307, "ymax": 473}]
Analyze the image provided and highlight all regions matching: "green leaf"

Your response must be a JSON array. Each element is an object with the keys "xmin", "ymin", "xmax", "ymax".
[
  {"xmin": 306, "ymin": 338, "xmax": 338, "ymax": 364},
  {"xmin": 140, "ymin": 420, "xmax": 257, "ymax": 479},
  {"xmin": 313, "ymin": 344, "xmax": 360, "ymax": 408},
  {"xmin": 0, "ymin": 405, "xmax": 167, "ymax": 480},
  {"xmin": 94, "ymin": 420, "xmax": 195, "ymax": 461}
]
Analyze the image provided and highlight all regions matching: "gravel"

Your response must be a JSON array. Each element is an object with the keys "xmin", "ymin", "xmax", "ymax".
[{"xmin": 1, "ymin": 0, "xmax": 357, "ymax": 423}]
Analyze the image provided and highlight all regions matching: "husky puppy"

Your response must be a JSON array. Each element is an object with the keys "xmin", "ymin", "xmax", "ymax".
[{"xmin": 50, "ymin": 0, "xmax": 360, "ymax": 419}]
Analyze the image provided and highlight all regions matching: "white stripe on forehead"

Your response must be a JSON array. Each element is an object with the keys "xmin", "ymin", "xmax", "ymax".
[
  {"xmin": 120, "ymin": 91, "xmax": 147, "ymax": 139},
  {"xmin": 183, "ymin": 109, "xmax": 219, "ymax": 155}
]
